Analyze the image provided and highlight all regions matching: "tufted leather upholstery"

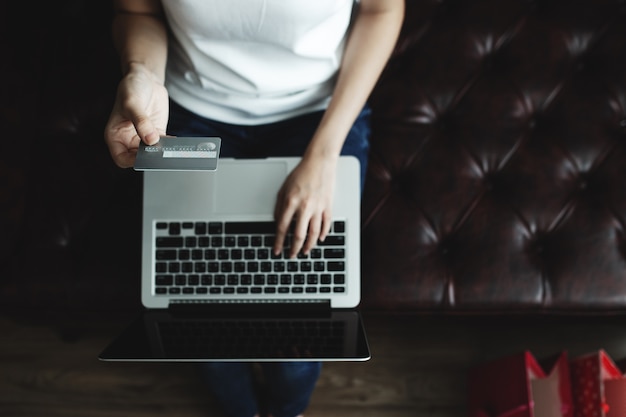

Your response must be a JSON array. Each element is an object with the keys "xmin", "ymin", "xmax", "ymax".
[
  {"xmin": 2, "ymin": 0, "xmax": 626, "ymax": 314},
  {"xmin": 363, "ymin": 0, "xmax": 626, "ymax": 312}
]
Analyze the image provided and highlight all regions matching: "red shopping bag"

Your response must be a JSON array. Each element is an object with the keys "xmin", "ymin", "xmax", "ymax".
[
  {"xmin": 468, "ymin": 351, "xmax": 573, "ymax": 417},
  {"xmin": 570, "ymin": 350, "xmax": 626, "ymax": 417}
]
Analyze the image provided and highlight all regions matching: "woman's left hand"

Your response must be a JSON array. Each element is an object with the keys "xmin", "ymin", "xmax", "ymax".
[{"xmin": 273, "ymin": 155, "xmax": 337, "ymax": 258}]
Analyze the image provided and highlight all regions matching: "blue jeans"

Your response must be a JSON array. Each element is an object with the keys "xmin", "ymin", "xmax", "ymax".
[
  {"xmin": 200, "ymin": 362, "xmax": 322, "ymax": 417},
  {"xmin": 168, "ymin": 100, "xmax": 371, "ymax": 417}
]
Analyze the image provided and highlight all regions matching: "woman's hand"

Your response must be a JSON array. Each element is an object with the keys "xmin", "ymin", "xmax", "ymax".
[
  {"xmin": 104, "ymin": 62, "xmax": 169, "ymax": 168},
  {"xmin": 273, "ymin": 154, "xmax": 338, "ymax": 258}
]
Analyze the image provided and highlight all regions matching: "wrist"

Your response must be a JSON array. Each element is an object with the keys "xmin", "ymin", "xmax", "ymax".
[{"xmin": 124, "ymin": 61, "xmax": 165, "ymax": 85}]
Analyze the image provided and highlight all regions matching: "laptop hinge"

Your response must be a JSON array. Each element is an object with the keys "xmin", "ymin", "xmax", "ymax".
[{"xmin": 167, "ymin": 299, "xmax": 331, "ymax": 317}]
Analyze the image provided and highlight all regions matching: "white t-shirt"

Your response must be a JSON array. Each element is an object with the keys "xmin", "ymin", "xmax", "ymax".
[{"xmin": 162, "ymin": 0, "xmax": 356, "ymax": 125}]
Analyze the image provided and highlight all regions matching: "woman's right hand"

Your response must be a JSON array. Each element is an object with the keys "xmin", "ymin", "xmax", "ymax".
[{"xmin": 104, "ymin": 62, "xmax": 169, "ymax": 168}]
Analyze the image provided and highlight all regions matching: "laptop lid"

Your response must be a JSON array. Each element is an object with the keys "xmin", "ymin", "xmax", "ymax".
[{"xmin": 99, "ymin": 308, "xmax": 370, "ymax": 362}]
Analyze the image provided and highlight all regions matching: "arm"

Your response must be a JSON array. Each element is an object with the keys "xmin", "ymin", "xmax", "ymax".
[
  {"xmin": 274, "ymin": 0, "xmax": 405, "ymax": 257},
  {"xmin": 104, "ymin": 0, "xmax": 169, "ymax": 168}
]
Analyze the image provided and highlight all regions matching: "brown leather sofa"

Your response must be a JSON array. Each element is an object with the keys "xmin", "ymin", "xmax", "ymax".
[{"xmin": 2, "ymin": 0, "xmax": 626, "ymax": 315}]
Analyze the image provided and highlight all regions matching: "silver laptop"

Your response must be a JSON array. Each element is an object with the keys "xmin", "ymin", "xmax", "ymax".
[{"xmin": 99, "ymin": 156, "xmax": 370, "ymax": 362}]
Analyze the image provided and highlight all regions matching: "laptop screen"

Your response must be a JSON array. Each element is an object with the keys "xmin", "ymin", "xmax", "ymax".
[{"xmin": 99, "ymin": 309, "xmax": 371, "ymax": 362}]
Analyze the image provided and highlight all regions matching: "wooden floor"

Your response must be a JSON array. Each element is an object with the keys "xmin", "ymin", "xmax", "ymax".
[{"xmin": 2, "ymin": 310, "xmax": 626, "ymax": 417}]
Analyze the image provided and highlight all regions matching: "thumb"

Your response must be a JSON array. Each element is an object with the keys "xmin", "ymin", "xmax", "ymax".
[{"xmin": 131, "ymin": 113, "xmax": 161, "ymax": 145}]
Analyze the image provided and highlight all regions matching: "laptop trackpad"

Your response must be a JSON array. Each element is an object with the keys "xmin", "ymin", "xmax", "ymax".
[{"xmin": 215, "ymin": 160, "xmax": 289, "ymax": 215}]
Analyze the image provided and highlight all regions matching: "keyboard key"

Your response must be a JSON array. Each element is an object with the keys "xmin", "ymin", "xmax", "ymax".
[
  {"xmin": 323, "ymin": 248, "xmax": 345, "ymax": 258},
  {"xmin": 208, "ymin": 222, "xmax": 223, "ymax": 234},
  {"xmin": 247, "ymin": 262, "xmax": 259, "ymax": 273},
  {"xmin": 156, "ymin": 237, "xmax": 183, "ymax": 248},
  {"xmin": 333, "ymin": 221, "xmax": 345, "ymax": 233},
  {"xmin": 319, "ymin": 235, "xmax": 344, "ymax": 246},
  {"xmin": 156, "ymin": 249, "xmax": 177, "ymax": 260},
  {"xmin": 226, "ymin": 221, "xmax": 275, "ymax": 234},
  {"xmin": 327, "ymin": 261, "xmax": 345, "ymax": 271},
  {"xmin": 182, "ymin": 262, "xmax": 193, "ymax": 273},
  {"xmin": 156, "ymin": 275, "xmax": 173, "ymax": 286},
  {"xmin": 169, "ymin": 223, "xmax": 181, "ymax": 235},
  {"xmin": 195, "ymin": 222, "xmax": 207, "ymax": 235}
]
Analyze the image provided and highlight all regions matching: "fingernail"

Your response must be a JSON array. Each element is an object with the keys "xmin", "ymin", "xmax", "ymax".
[{"xmin": 145, "ymin": 132, "xmax": 159, "ymax": 144}]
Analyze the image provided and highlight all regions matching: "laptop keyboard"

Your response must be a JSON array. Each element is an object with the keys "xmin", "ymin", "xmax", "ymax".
[{"xmin": 153, "ymin": 220, "xmax": 348, "ymax": 296}]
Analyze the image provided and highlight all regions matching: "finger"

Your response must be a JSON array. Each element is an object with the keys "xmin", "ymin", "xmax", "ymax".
[
  {"xmin": 114, "ymin": 150, "xmax": 138, "ymax": 168},
  {"xmin": 319, "ymin": 210, "xmax": 333, "ymax": 242},
  {"xmin": 124, "ymin": 103, "xmax": 160, "ymax": 145},
  {"xmin": 274, "ymin": 201, "xmax": 296, "ymax": 257},
  {"xmin": 302, "ymin": 213, "xmax": 322, "ymax": 256},
  {"xmin": 289, "ymin": 213, "xmax": 310, "ymax": 259},
  {"xmin": 108, "ymin": 136, "xmax": 139, "ymax": 168}
]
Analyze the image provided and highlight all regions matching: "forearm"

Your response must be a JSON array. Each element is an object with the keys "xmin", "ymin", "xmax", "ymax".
[
  {"xmin": 112, "ymin": 2, "xmax": 168, "ymax": 83},
  {"xmin": 304, "ymin": 0, "xmax": 404, "ymax": 160}
]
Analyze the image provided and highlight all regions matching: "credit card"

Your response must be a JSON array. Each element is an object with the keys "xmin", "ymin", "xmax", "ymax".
[{"xmin": 134, "ymin": 136, "xmax": 221, "ymax": 171}]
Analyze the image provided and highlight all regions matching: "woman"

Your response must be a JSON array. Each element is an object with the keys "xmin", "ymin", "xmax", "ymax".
[{"xmin": 104, "ymin": 1, "xmax": 404, "ymax": 416}]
